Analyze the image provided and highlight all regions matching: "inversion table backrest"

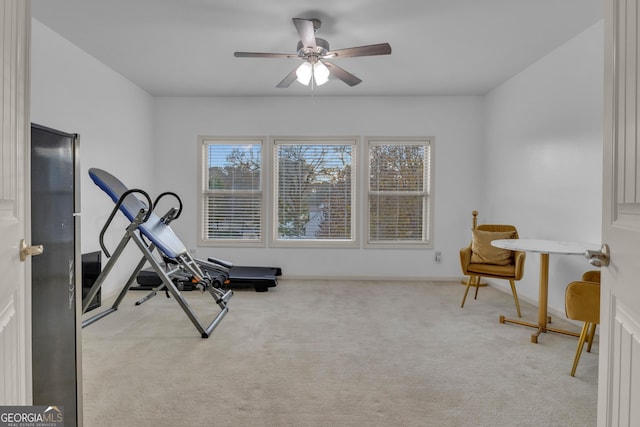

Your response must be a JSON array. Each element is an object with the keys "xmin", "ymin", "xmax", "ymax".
[{"xmin": 89, "ymin": 168, "xmax": 187, "ymax": 259}]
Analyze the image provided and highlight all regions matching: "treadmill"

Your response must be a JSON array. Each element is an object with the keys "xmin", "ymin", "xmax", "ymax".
[{"xmin": 135, "ymin": 258, "xmax": 281, "ymax": 293}]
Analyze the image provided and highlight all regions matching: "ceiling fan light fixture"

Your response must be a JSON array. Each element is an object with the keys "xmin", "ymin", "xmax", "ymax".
[
  {"xmin": 296, "ymin": 62, "xmax": 312, "ymax": 86},
  {"xmin": 234, "ymin": 18, "xmax": 391, "ymax": 89},
  {"xmin": 313, "ymin": 61, "xmax": 330, "ymax": 86}
]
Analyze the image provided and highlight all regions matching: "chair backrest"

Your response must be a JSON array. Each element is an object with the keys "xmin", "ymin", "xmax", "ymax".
[
  {"xmin": 581, "ymin": 270, "xmax": 601, "ymax": 283},
  {"xmin": 476, "ymin": 224, "xmax": 519, "ymax": 239},
  {"xmin": 565, "ymin": 281, "xmax": 600, "ymax": 324}
]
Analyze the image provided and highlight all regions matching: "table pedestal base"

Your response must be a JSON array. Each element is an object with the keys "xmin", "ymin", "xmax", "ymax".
[{"xmin": 499, "ymin": 315, "xmax": 580, "ymax": 343}]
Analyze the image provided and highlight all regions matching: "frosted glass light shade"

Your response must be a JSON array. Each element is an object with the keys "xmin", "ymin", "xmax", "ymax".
[
  {"xmin": 296, "ymin": 62, "xmax": 312, "ymax": 86},
  {"xmin": 313, "ymin": 62, "xmax": 330, "ymax": 86}
]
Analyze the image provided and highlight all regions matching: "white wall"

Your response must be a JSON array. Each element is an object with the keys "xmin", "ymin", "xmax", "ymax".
[
  {"xmin": 483, "ymin": 21, "xmax": 604, "ymax": 315},
  {"xmin": 30, "ymin": 19, "xmax": 156, "ymax": 295},
  {"xmin": 153, "ymin": 96, "xmax": 485, "ymax": 279}
]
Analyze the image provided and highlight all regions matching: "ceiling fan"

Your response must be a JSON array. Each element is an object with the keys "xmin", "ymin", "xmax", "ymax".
[{"xmin": 234, "ymin": 18, "xmax": 391, "ymax": 88}]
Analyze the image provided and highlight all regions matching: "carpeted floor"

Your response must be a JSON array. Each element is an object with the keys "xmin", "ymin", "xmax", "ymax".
[{"xmin": 81, "ymin": 280, "xmax": 598, "ymax": 427}]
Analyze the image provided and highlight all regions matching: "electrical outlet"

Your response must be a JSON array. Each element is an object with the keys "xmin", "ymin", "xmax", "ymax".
[{"xmin": 435, "ymin": 251, "xmax": 442, "ymax": 262}]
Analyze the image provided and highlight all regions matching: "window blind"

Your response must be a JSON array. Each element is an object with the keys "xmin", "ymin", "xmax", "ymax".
[
  {"xmin": 274, "ymin": 141, "xmax": 354, "ymax": 241},
  {"xmin": 368, "ymin": 142, "xmax": 431, "ymax": 243},
  {"xmin": 203, "ymin": 142, "xmax": 262, "ymax": 241}
]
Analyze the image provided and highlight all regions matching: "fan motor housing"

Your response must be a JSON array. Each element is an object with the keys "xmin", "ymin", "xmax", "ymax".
[{"xmin": 297, "ymin": 38, "xmax": 330, "ymax": 58}]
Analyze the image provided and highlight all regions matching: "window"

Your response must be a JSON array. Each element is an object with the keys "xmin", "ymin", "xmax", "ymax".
[
  {"xmin": 272, "ymin": 138, "xmax": 357, "ymax": 246},
  {"xmin": 199, "ymin": 137, "xmax": 264, "ymax": 246},
  {"xmin": 367, "ymin": 138, "xmax": 432, "ymax": 247},
  {"xmin": 199, "ymin": 136, "xmax": 433, "ymax": 249}
]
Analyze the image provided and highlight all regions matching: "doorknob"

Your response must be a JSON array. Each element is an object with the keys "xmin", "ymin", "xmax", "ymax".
[
  {"xmin": 585, "ymin": 243, "xmax": 610, "ymax": 267},
  {"xmin": 20, "ymin": 239, "xmax": 44, "ymax": 262}
]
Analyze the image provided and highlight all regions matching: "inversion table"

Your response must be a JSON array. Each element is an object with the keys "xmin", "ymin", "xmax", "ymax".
[{"xmin": 82, "ymin": 168, "xmax": 233, "ymax": 338}]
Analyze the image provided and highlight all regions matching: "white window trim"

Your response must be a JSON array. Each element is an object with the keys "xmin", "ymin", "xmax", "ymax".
[
  {"xmin": 198, "ymin": 136, "xmax": 267, "ymax": 248},
  {"xmin": 364, "ymin": 136, "xmax": 434, "ymax": 249},
  {"xmin": 269, "ymin": 136, "xmax": 360, "ymax": 249}
]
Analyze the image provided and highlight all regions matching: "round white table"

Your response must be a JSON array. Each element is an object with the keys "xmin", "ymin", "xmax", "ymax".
[{"xmin": 492, "ymin": 239, "xmax": 600, "ymax": 343}]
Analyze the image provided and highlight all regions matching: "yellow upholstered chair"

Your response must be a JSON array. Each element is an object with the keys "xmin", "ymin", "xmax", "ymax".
[
  {"xmin": 565, "ymin": 270, "xmax": 601, "ymax": 377},
  {"xmin": 580, "ymin": 270, "xmax": 600, "ymax": 352},
  {"xmin": 459, "ymin": 223, "xmax": 525, "ymax": 317}
]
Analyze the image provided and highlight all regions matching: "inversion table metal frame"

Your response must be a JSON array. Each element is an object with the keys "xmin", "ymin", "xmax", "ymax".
[{"xmin": 82, "ymin": 168, "xmax": 233, "ymax": 338}]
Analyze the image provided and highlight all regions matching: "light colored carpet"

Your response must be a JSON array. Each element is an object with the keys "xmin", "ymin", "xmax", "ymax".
[{"xmin": 81, "ymin": 280, "xmax": 598, "ymax": 427}]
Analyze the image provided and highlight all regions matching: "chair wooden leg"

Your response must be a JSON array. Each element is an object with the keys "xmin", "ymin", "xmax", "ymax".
[
  {"xmin": 508, "ymin": 279, "xmax": 522, "ymax": 318},
  {"xmin": 461, "ymin": 276, "xmax": 475, "ymax": 308},
  {"xmin": 473, "ymin": 276, "xmax": 481, "ymax": 300},
  {"xmin": 571, "ymin": 322, "xmax": 590, "ymax": 377},
  {"xmin": 586, "ymin": 323, "xmax": 597, "ymax": 353}
]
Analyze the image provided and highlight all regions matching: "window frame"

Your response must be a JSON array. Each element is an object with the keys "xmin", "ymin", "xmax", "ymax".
[
  {"xmin": 269, "ymin": 136, "xmax": 359, "ymax": 248},
  {"xmin": 365, "ymin": 137, "xmax": 434, "ymax": 249},
  {"xmin": 198, "ymin": 136, "xmax": 267, "ymax": 248}
]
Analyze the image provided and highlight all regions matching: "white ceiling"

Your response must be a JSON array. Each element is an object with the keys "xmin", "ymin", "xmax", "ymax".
[{"xmin": 31, "ymin": 0, "xmax": 604, "ymax": 97}]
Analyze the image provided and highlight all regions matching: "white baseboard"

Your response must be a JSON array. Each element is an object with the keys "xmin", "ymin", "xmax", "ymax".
[{"xmin": 279, "ymin": 275, "xmax": 463, "ymax": 282}]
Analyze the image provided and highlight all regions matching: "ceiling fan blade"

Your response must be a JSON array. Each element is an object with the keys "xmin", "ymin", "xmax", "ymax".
[
  {"xmin": 234, "ymin": 52, "xmax": 298, "ymax": 59},
  {"xmin": 276, "ymin": 67, "xmax": 299, "ymax": 88},
  {"xmin": 323, "ymin": 61, "xmax": 362, "ymax": 87},
  {"xmin": 293, "ymin": 18, "xmax": 316, "ymax": 49},
  {"xmin": 326, "ymin": 43, "xmax": 391, "ymax": 59}
]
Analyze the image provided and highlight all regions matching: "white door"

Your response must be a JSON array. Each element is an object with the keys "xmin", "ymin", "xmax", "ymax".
[
  {"xmin": 599, "ymin": 0, "xmax": 640, "ymax": 424},
  {"xmin": 0, "ymin": 0, "xmax": 32, "ymax": 405}
]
